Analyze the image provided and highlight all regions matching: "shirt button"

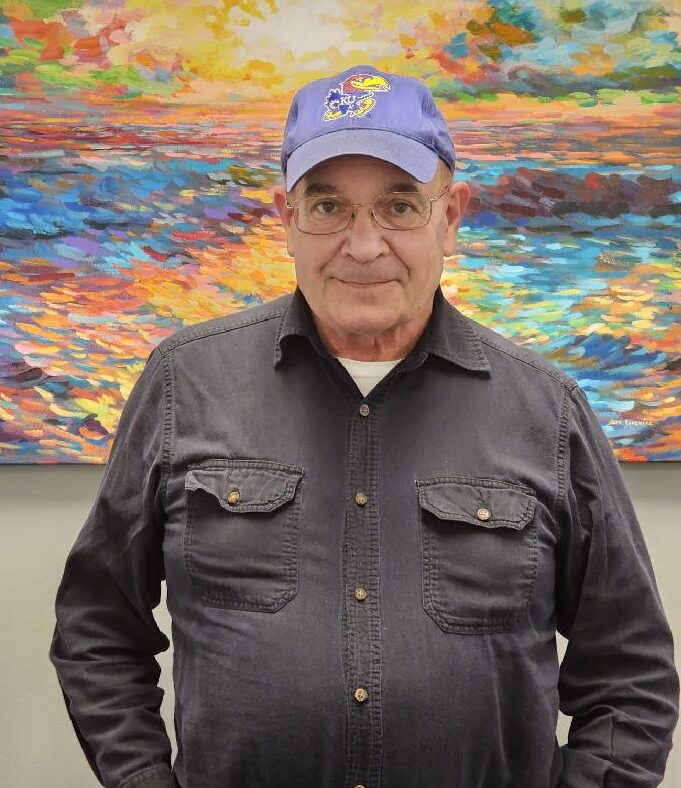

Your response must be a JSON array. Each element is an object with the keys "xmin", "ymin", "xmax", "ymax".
[
  {"xmin": 477, "ymin": 507, "xmax": 491, "ymax": 521},
  {"xmin": 226, "ymin": 490, "xmax": 241, "ymax": 505},
  {"xmin": 359, "ymin": 403, "xmax": 370, "ymax": 417},
  {"xmin": 353, "ymin": 687, "xmax": 369, "ymax": 703},
  {"xmin": 354, "ymin": 586, "xmax": 368, "ymax": 601},
  {"xmin": 354, "ymin": 785, "xmax": 367, "ymax": 788},
  {"xmin": 354, "ymin": 491, "xmax": 368, "ymax": 506}
]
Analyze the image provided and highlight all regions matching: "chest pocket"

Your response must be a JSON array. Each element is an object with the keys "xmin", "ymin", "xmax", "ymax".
[
  {"xmin": 184, "ymin": 459, "xmax": 304, "ymax": 611},
  {"xmin": 417, "ymin": 476, "xmax": 537, "ymax": 634}
]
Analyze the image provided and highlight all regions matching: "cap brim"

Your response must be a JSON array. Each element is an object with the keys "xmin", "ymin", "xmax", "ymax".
[{"xmin": 285, "ymin": 129, "xmax": 440, "ymax": 190}]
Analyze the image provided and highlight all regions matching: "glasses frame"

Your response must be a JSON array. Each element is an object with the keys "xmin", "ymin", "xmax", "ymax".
[{"xmin": 285, "ymin": 180, "xmax": 451, "ymax": 235}]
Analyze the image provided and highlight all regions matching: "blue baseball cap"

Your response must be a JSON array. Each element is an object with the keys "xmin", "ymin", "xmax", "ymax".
[{"xmin": 281, "ymin": 64, "xmax": 456, "ymax": 190}]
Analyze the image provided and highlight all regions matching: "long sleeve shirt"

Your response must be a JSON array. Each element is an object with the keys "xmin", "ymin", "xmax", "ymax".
[{"xmin": 50, "ymin": 285, "xmax": 679, "ymax": 788}]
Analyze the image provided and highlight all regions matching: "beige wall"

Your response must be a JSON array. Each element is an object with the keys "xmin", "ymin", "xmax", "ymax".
[{"xmin": 0, "ymin": 463, "xmax": 679, "ymax": 786}]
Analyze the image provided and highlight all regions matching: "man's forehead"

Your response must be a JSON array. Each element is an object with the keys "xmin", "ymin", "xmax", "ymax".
[{"xmin": 293, "ymin": 154, "xmax": 425, "ymax": 194}]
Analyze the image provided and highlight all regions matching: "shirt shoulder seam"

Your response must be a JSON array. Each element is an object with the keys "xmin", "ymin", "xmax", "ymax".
[
  {"xmin": 553, "ymin": 384, "xmax": 572, "ymax": 527},
  {"xmin": 156, "ymin": 306, "xmax": 288, "ymax": 356},
  {"xmin": 475, "ymin": 332, "xmax": 580, "ymax": 391},
  {"xmin": 154, "ymin": 347, "xmax": 175, "ymax": 512}
]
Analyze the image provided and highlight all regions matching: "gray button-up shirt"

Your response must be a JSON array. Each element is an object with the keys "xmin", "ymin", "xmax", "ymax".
[{"xmin": 50, "ymin": 286, "xmax": 679, "ymax": 788}]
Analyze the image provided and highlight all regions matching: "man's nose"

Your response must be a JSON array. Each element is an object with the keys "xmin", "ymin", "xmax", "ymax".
[{"xmin": 341, "ymin": 206, "xmax": 390, "ymax": 262}]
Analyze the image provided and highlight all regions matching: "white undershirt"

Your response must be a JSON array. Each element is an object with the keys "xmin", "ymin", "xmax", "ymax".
[{"xmin": 336, "ymin": 356, "xmax": 404, "ymax": 397}]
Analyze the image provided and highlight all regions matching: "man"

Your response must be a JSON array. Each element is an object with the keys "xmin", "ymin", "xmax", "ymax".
[{"xmin": 50, "ymin": 65, "xmax": 678, "ymax": 788}]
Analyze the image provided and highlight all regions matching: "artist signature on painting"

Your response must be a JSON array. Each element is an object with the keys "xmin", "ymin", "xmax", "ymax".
[{"xmin": 608, "ymin": 419, "xmax": 654, "ymax": 428}]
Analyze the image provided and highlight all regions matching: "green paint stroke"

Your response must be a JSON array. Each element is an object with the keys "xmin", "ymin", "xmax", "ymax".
[
  {"xmin": 16, "ymin": 0, "xmax": 85, "ymax": 19},
  {"xmin": 0, "ymin": 46, "xmax": 40, "ymax": 74},
  {"xmin": 34, "ymin": 61, "xmax": 92, "ymax": 88},
  {"xmin": 559, "ymin": 6, "xmax": 587, "ymax": 25}
]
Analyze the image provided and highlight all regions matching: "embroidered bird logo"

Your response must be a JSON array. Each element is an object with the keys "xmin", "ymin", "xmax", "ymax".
[{"xmin": 323, "ymin": 73, "xmax": 391, "ymax": 121}]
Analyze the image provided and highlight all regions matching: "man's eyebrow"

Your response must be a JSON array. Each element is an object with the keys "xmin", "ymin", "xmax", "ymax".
[
  {"xmin": 386, "ymin": 181, "xmax": 420, "ymax": 192},
  {"xmin": 301, "ymin": 180, "xmax": 422, "ymax": 196},
  {"xmin": 302, "ymin": 183, "xmax": 338, "ymax": 196}
]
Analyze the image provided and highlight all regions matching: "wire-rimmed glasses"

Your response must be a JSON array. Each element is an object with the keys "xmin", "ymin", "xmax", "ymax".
[{"xmin": 285, "ymin": 182, "xmax": 451, "ymax": 235}]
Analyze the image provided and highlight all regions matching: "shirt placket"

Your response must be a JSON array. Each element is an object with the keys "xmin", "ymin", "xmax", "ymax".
[{"xmin": 341, "ymin": 394, "xmax": 383, "ymax": 788}]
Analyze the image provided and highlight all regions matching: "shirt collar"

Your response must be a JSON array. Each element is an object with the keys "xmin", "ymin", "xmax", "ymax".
[{"xmin": 273, "ymin": 285, "xmax": 491, "ymax": 373}]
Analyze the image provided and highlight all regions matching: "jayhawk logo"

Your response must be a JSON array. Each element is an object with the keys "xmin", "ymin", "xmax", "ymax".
[{"xmin": 323, "ymin": 73, "xmax": 391, "ymax": 121}]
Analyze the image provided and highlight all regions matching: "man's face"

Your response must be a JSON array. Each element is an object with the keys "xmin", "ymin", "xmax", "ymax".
[{"xmin": 273, "ymin": 155, "xmax": 470, "ymax": 352}]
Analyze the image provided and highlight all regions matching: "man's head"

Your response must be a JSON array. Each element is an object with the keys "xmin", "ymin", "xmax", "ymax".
[{"xmin": 273, "ymin": 65, "xmax": 470, "ymax": 358}]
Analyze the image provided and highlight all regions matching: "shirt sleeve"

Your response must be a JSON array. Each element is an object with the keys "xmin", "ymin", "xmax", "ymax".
[
  {"xmin": 555, "ymin": 384, "xmax": 679, "ymax": 787},
  {"xmin": 49, "ymin": 347, "xmax": 176, "ymax": 788}
]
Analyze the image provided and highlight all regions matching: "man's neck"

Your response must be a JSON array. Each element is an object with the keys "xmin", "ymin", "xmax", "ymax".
[{"xmin": 311, "ymin": 311, "xmax": 431, "ymax": 361}]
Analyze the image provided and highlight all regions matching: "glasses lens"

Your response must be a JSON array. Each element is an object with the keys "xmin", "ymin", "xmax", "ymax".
[
  {"xmin": 296, "ymin": 196, "xmax": 352, "ymax": 234},
  {"xmin": 373, "ymin": 191, "xmax": 431, "ymax": 230},
  {"xmin": 293, "ymin": 190, "xmax": 436, "ymax": 234}
]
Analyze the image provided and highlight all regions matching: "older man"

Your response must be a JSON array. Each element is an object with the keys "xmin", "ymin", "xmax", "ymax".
[{"xmin": 51, "ymin": 65, "xmax": 678, "ymax": 788}]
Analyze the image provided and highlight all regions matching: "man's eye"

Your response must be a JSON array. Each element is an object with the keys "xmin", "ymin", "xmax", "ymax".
[
  {"xmin": 311, "ymin": 199, "xmax": 342, "ymax": 215},
  {"xmin": 383, "ymin": 198, "xmax": 419, "ymax": 216},
  {"xmin": 389, "ymin": 201, "xmax": 415, "ymax": 215}
]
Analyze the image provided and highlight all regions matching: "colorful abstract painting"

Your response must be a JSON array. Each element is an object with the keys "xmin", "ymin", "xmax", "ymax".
[{"xmin": 0, "ymin": 0, "xmax": 679, "ymax": 463}]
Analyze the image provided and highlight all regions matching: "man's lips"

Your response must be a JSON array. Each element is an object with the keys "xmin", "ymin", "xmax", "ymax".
[{"xmin": 337, "ymin": 279, "xmax": 391, "ymax": 287}]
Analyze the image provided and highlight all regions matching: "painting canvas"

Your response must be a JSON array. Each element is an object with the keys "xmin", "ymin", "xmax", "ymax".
[{"xmin": 0, "ymin": 0, "xmax": 679, "ymax": 464}]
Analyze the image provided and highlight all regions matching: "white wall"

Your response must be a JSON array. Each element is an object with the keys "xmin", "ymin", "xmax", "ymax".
[{"xmin": 1, "ymin": 463, "xmax": 679, "ymax": 786}]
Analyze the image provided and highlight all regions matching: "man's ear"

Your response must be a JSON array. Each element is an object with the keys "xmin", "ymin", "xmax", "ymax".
[
  {"xmin": 273, "ymin": 186, "xmax": 295, "ymax": 256},
  {"xmin": 442, "ymin": 180, "xmax": 470, "ymax": 257}
]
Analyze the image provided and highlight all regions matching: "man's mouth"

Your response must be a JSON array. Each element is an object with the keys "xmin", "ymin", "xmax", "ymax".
[{"xmin": 338, "ymin": 279, "xmax": 389, "ymax": 287}]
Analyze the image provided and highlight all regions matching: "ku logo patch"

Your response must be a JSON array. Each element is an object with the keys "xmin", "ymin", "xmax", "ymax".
[{"xmin": 323, "ymin": 73, "xmax": 391, "ymax": 121}]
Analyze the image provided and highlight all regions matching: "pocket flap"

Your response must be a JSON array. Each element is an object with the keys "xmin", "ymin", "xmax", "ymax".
[
  {"xmin": 417, "ymin": 477, "xmax": 536, "ymax": 529},
  {"xmin": 185, "ymin": 460, "xmax": 303, "ymax": 513}
]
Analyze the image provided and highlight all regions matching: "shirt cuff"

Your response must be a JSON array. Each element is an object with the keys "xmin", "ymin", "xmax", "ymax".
[{"xmin": 119, "ymin": 763, "xmax": 176, "ymax": 788}]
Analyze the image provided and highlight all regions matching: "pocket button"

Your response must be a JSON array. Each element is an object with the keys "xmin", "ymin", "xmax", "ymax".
[
  {"xmin": 226, "ymin": 489, "xmax": 241, "ymax": 505},
  {"xmin": 477, "ymin": 506, "xmax": 491, "ymax": 521}
]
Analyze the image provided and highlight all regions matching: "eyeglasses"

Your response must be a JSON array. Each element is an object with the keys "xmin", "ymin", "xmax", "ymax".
[{"xmin": 285, "ymin": 182, "xmax": 450, "ymax": 235}]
